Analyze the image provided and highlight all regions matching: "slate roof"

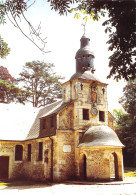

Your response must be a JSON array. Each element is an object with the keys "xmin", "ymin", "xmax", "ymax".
[
  {"xmin": 78, "ymin": 125, "xmax": 124, "ymax": 147},
  {"xmin": 40, "ymin": 101, "xmax": 72, "ymax": 118},
  {"xmin": 70, "ymin": 70, "xmax": 107, "ymax": 84}
]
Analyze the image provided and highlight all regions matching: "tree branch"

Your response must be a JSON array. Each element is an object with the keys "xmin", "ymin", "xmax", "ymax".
[{"xmin": 7, "ymin": 8, "xmax": 50, "ymax": 54}]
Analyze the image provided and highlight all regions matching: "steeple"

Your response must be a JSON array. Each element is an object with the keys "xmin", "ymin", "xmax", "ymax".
[{"xmin": 75, "ymin": 34, "xmax": 95, "ymax": 74}]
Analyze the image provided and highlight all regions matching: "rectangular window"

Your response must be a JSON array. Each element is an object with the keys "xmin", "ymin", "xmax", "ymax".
[
  {"xmin": 99, "ymin": 111, "xmax": 105, "ymax": 122},
  {"xmin": 42, "ymin": 118, "xmax": 46, "ymax": 129},
  {"xmin": 27, "ymin": 144, "xmax": 31, "ymax": 162},
  {"xmin": 38, "ymin": 142, "xmax": 43, "ymax": 161},
  {"xmin": 15, "ymin": 145, "xmax": 23, "ymax": 161},
  {"xmin": 83, "ymin": 109, "xmax": 89, "ymax": 120},
  {"xmin": 50, "ymin": 116, "xmax": 54, "ymax": 127}
]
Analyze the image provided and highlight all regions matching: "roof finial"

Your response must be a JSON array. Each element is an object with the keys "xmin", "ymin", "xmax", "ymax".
[{"xmin": 82, "ymin": 22, "xmax": 86, "ymax": 35}]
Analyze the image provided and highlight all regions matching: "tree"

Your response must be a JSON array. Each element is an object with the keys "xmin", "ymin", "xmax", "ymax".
[
  {"xmin": 0, "ymin": 66, "xmax": 30, "ymax": 103},
  {"xmin": 113, "ymin": 108, "xmax": 136, "ymax": 167},
  {"xmin": 119, "ymin": 80, "xmax": 136, "ymax": 120},
  {"xmin": 113, "ymin": 81, "xmax": 136, "ymax": 167},
  {"xmin": 48, "ymin": 0, "xmax": 136, "ymax": 81},
  {"xmin": 0, "ymin": 36, "xmax": 10, "ymax": 58},
  {"xmin": 0, "ymin": 0, "xmax": 48, "ymax": 54},
  {"xmin": 17, "ymin": 61, "xmax": 64, "ymax": 107}
]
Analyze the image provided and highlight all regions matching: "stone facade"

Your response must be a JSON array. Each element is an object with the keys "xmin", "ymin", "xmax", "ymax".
[{"xmin": 0, "ymin": 34, "xmax": 124, "ymax": 182}]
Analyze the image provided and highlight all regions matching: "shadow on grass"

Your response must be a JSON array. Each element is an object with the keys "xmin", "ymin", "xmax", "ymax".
[
  {"xmin": 0, "ymin": 179, "xmax": 55, "ymax": 190},
  {"xmin": 124, "ymin": 167, "xmax": 136, "ymax": 177}
]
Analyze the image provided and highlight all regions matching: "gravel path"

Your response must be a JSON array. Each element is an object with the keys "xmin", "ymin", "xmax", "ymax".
[{"xmin": 0, "ymin": 178, "xmax": 136, "ymax": 195}]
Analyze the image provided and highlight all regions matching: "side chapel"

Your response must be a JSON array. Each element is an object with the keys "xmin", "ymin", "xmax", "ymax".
[{"xmin": 0, "ymin": 33, "xmax": 124, "ymax": 182}]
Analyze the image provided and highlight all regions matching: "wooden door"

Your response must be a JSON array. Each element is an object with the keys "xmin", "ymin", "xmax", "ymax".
[{"xmin": 0, "ymin": 156, "xmax": 9, "ymax": 180}]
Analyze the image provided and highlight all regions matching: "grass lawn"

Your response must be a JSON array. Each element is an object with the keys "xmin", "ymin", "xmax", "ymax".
[
  {"xmin": 0, "ymin": 180, "xmax": 45, "ymax": 187},
  {"xmin": 124, "ymin": 167, "xmax": 136, "ymax": 177}
]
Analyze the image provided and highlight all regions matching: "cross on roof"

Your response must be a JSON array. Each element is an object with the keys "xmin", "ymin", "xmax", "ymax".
[{"xmin": 82, "ymin": 22, "xmax": 86, "ymax": 35}]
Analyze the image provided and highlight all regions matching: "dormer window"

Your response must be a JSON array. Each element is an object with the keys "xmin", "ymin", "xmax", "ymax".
[
  {"xmin": 42, "ymin": 118, "xmax": 46, "ymax": 129},
  {"xmin": 50, "ymin": 116, "xmax": 54, "ymax": 127}
]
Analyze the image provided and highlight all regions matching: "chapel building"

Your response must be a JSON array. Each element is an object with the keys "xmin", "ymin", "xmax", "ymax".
[{"xmin": 0, "ymin": 34, "xmax": 124, "ymax": 182}]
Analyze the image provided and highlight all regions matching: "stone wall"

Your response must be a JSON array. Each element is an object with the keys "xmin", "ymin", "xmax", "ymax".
[
  {"xmin": 76, "ymin": 147, "xmax": 124, "ymax": 181},
  {"xmin": 74, "ymin": 101, "xmax": 108, "ymax": 130},
  {"xmin": 0, "ymin": 138, "xmax": 53, "ymax": 181},
  {"xmin": 58, "ymin": 103, "xmax": 74, "ymax": 130},
  {"xmin": 53, "ymin": 130, "xmax": 76, "ymax": 181}
]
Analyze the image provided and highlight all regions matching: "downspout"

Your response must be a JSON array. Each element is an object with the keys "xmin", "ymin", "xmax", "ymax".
[{"xmin": 49, "ymin": 137, "xmax": 53, "ymax": 182}]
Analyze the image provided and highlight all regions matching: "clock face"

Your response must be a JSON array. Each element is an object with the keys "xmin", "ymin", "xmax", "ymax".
[{"xmin": 91, "ymin": 107, "xmax": 98, "ymax": 116}]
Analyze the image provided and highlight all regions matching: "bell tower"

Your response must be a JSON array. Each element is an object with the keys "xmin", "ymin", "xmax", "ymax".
[{"xmin": 75, "ymin": 34, "xmax": 95, "ymax": 74}]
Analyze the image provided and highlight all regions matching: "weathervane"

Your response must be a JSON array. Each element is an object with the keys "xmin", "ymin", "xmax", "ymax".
[{"xmin": 82, "ymin": 22, "xmax": 86, "ymax": 35}]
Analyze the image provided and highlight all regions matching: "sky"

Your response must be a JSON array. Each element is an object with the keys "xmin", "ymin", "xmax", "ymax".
[{"xmin": 0, "ymin": 0, "xmax": 126, "ymax": 111}]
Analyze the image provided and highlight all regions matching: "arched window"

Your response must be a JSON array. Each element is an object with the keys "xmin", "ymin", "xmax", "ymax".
[{"xmin": 15, "ymin": 145, "xmax": 23, "ymax": 161}]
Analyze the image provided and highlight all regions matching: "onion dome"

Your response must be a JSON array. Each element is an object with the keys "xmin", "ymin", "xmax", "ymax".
[
  {"xmin": 78, "ymin": 125, "xmax": 124, "ymax": 147},
  {"xmin": 75, "ymin": 34, "xmax": 95, "ymax": 73}
]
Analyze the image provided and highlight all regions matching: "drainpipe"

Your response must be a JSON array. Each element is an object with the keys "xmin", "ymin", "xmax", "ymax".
[{"xmin": 49, "ymin": 137, "xmax": 53, "ymax": 182}]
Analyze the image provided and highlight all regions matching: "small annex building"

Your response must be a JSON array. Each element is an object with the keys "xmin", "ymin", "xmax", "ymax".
[{"xmin": 0, "ymin": 34, "xmax": 124, "ymax": 182}]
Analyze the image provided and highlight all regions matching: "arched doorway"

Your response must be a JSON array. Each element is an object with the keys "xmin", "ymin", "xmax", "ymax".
[
  {"xmin": 110, "ymin": 152, "xmax": 119, "ymax": 180},
  {"xmin": 79, "ymin": 153, "xmax": 87, "ymax": 180}
]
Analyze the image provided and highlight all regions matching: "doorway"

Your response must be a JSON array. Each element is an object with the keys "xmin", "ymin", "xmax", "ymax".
[
  {"xmin": 80, "ymin": 153, "xmax": 87, "ymax": 180},
  {"xmin": 83, "ymin": 154, "xmax": 87, "ymax": 180},
  {"xmin": 0, "ymin": 156, "xmax": 9, "ymax": 180},
  {"xmin": 110, "ymin": 152, "xmax": 119, "ymax": 180}
]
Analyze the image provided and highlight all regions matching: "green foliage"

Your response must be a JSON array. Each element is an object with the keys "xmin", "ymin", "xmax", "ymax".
[
  {"xmin": 17, "ymin": 61, "xmax": 64, "ymax": 107},
  {"xmin": 0, "ymin": 36, "xmax": 10, "ymax": 58},
  {"xmin": 0, "ymin": 79, "xmax": 30, "ymax": 104},
  {"xmin": 113, "ymin": 81, "xmax": 136, "ymax": 166},
  {"xmin": 0, "ymin": 0, "xmax": 27, "ymax": 23},
  {"xmin": 119, "ymin": 80, "xmax": 136, "ymax": 120},
  {"xmin": 113, "ymin": 108, "xmax": 136, "ymax": 167},
  {"xmin": 48, "ymin": 0, "xmax": 136, "ymax": 81},
  {"xmin": 0, "ymin": 66, "xmax": 30, "ymax": 104},
  {"xmin": 0, "ymin": 1, "xmax": 6, "ymax": 24}
]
